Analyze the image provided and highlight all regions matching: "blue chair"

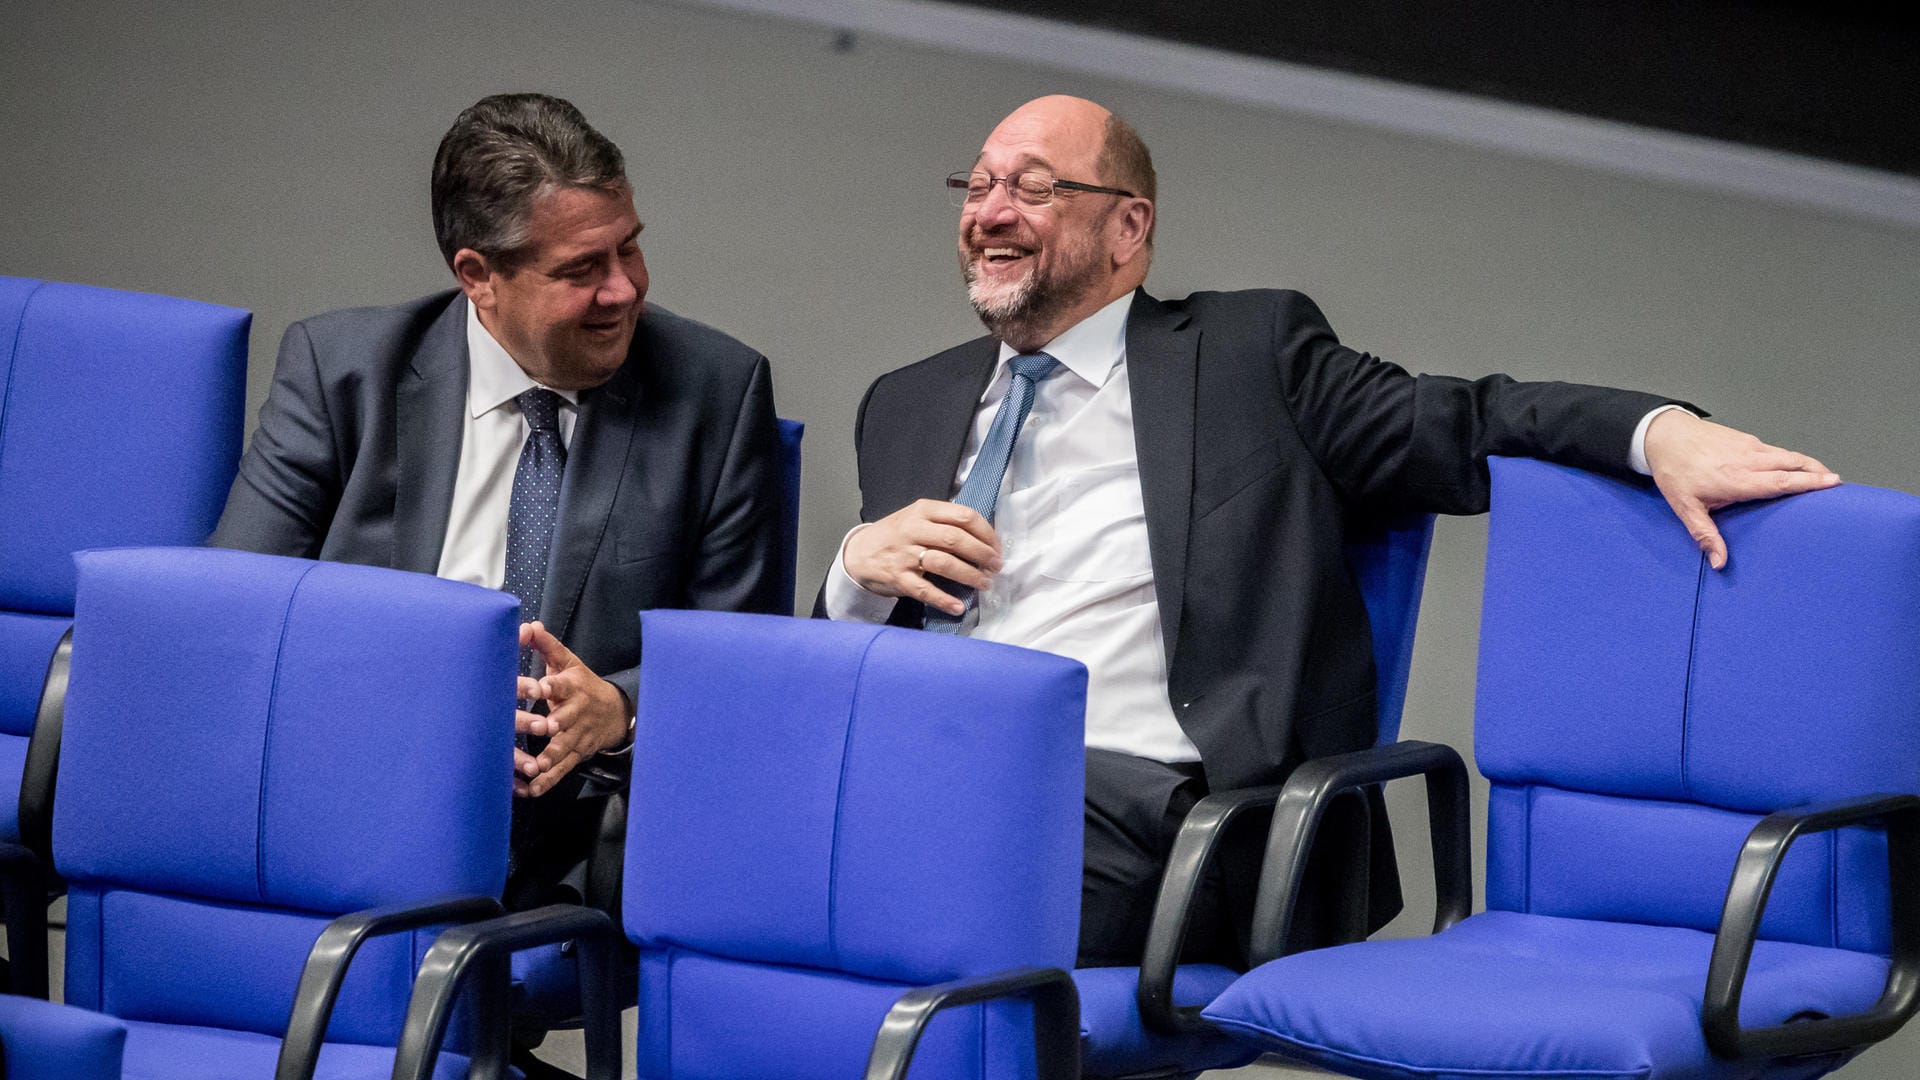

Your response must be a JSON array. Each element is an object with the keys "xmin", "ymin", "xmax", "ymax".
[
  {"xmin": 0, "ymin": 994, "xmax": 125, "ymax": 1080},
  {"xmin": 392, "ymin": 611, "xmax": 1090, "ymax": 1080},
  {"xmin": 1075, "ymin": 512, "xmax": 1436, "ymax": 1078},
  {"xmin": 1204, "ymin": 459, "xmax": 1920, "ymax": 1080},
  {"xmin": 0, "ymin": 275, "xmax": 247, "ymax": 999},
  {"xmin": 52, "ymin": 547, "xmax": 521, "ymax": 1080}
]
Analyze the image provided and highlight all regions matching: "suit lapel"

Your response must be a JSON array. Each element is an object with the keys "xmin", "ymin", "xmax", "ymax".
[
  {"xmin": 898, "ymin": 337, "xmax": 998, "ymax": 506},
  {"xmin": 393, "ymin": 297, "xmax": 468, "ymax": 575},
  {"xmin": 1125, "ymin": 289, "xmax": 1197, "ymax": 663},
  {"xmin": 541, "ymin": 343, "xmax": 642, "ymax": 641}
]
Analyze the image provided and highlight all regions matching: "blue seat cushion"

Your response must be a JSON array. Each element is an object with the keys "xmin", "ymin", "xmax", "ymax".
[
  {"xmin": 1073, "ymin": 964, "xmax": 1254, "ymax": 1078},
  {"xmin": 1203, "ymin": 911, "xmax": 1885, "ymax": 1080},
  {"xmin": 118, "ymin": 1020, "xmax": 495, "ymax": 1080}
]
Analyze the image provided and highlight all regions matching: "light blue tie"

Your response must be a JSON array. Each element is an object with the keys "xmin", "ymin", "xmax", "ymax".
[{"xmin": 925, "ymin": 351, "xmax": 1059, "ymax": 634}]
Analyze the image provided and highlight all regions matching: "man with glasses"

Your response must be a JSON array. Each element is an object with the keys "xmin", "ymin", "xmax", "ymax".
[{"xmin": 821, "ymin": 94, "xmax": 1837, "ymax": 968}]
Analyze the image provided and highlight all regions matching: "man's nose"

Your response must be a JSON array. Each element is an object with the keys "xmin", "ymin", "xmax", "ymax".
[
  {"xmin": 972, "ymin": 180, "xmax": 1022, "ymax": 229},
  {"xmin": 598, "ymin": 267, "xmax": 638, "ymax": 307}
]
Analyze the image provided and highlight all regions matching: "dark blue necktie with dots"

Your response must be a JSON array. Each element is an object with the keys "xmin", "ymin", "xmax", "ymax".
[
  {"xmin": 504, "ymin": 388, "xmax": 567, "ymax": 635},
  {"xmin": 925, "ymin": 351, "xmax": 1060, "ymax": 635},
  {"xmin": 504, "ymin": 388, "xmax": 565, "ymax": 879}
]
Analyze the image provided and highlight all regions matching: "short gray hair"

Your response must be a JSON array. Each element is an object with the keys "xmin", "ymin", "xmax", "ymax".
[
  {"xmin": 1098, "ymin": 112, "xmax": 1157, "ymax": 245},
  {"xmin": 430, "ymin": 93, "xmax": 626, "ymax": 272}
]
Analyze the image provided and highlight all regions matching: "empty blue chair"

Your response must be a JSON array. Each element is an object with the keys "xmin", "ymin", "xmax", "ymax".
[
  {"xmin": 392, "ymin": 611, "xmax": 1090, "ymax": 1080},
  {"xmin": 1076, "ymin": 512, "xmax": 1436, "ymax": 1078},
  {"xmin": 53, "ymin": 547, "xmax": 518, "ymax": 1080},
  {"xmin": 1204, "ymin": 459, "xmax": 1920, "ymax": 1080},
  {"xmin": 0, "ymin": 275, "xmax": 247, "ymax": 998},
  {"xmin": 0, "ymin": 994, "xmax": 125, "ymax": 1080}
]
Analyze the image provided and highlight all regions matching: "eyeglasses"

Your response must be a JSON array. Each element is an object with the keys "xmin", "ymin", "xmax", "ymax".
[{"xmin": 945, "ymin": 170, "xmax": 1136, "ymax": 208}]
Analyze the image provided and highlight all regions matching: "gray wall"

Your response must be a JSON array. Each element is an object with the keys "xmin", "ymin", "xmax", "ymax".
[{"xmin": 5, "ymin": 1, "xmax": 1917, "ymax": 1075}]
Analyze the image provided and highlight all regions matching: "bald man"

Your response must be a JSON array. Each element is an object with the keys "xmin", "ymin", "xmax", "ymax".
[{"xmin": 822, "ymin": 95, "xmax": 1838, "ymax": 968}]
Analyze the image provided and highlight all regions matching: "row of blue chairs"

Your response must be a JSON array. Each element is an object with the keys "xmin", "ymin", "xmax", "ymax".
[
  {"xmin": 0, "ymin": 276, "xmax": 1913, "ymax": 1080},
  {"xmin": 22, "ymin": 460, "xmax": 1905, "ymax": 1080},
  {"xmin": 0, "ymin": 274, "xmax": 802, "ymax": 1025}
]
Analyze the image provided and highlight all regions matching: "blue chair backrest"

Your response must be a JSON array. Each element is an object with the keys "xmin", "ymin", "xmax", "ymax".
[
  {"xmin": 624, "ymin": 611, "xmax": 1088, "ymax": 1080},
  {"xmin": 0, "ymin": 276, "xmax": 246, "ymax": 742},
  {"xmin": 1476, "ymin": 458, "xmax": 1919, "ymax": 954},
  {"xmin": 1345, "ymin": 513, "xmax": 1436, "ymax": 744},
  {"xmin": 775, "ymin": 418, "xmax": 804, "ymax": 615},
  {"xmin": 52, "ymin": 548, "xmax": 517, "ymax": 1044}
]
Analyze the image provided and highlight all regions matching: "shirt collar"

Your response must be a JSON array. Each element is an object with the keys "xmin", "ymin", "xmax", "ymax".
[
  {"xmin": 995, "ymin": 290, "xmax": 1132, "ymax": 388},
  {"xmin": 464, "ymin": 298, "xmax": 579, "ymax": 419}
]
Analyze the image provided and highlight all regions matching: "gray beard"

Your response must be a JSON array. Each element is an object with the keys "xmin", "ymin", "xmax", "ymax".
[
  {"xmin": 966, "ymin": 262, "xmax": 1043, "ymax": 342},
  {"xmin": 963, "ymin": 207, "xmax": 1111, "ymax": 345},
  {"xmin": 963, "ymin": 255, "xmax": 1097, "ymax": 347}
]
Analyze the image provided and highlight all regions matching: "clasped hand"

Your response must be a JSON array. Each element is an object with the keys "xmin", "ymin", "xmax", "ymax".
[
  {"xmin": 843, "ymin": 499, "xmax": 1003, "ymax": 615},
  {"xmin": 514, "ymin": 621, "xmax": 630, "ymax": 798}
]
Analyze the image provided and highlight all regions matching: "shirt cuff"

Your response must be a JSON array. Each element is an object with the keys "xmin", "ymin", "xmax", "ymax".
[
  {"xmin": 597, "ymin": 686, "xmax": 637, "ymax": 757},
  {"xmin": 1628, "ymin": 404, "xmax": 1694, "ymax": 476},
  {"xmin": 824, "ymin": 524, "xmax": 898, "ymax": 623}
]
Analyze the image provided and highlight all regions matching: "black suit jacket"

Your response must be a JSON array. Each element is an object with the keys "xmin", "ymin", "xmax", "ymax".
[
  {"xmin": 847, "ymin": 288, "xmax": 1678, "ymax": 934},
  {"xmin": 213, "ymin": 290, "xmax": 784, "ymax": 893}
]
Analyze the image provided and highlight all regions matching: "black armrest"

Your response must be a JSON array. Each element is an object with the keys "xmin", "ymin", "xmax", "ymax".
[
  {"xmin": 388, "ymin": 904, "xmax": 622, "ymax": 1080},
  {"xmin": 1136, "ymin": 783, "xmax": 1282, "ymax": 1034},
  {"xmin": 0, "ymin": 627, "xmax": 74, "ymax": 1000},
  {"xmin": 18, "ymin": 628, "xmax": 71, "ymax": 863},
  {"xmin": 1248, "ymin": 740, "xmax": 1472, "ymax": 965},
  {"xmin": 863, "ymin": 965, "xmax": 1080, "ymax": 1080},
  {"xmin": 1703, "ymin": 793, "xmax": 1920, "ymax": 1060},
  {"xmin": 272, "ymin": 894, "xmax": 503, "ymax": 1080}
]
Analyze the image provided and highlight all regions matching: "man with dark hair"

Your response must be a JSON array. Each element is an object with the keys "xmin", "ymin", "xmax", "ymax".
[
  {"xmin": 216, "ymin": 92, "xmax": 784, "ymax": 913},
  {"xmin": 823, "ymin": 94, "xmax": 1838, "ymax": 968}
]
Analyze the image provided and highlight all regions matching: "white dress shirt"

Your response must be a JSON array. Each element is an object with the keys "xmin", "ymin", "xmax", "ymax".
[
  {"xmin": 435, "ymin": 300, "xmax": 580, "ymax": 588},
  {"xmin": 827, "ymin": 293, "xmax": 1200, "ymax": 761},
  {"xmin": 827, "ymin": 293, "xmax": 1679, "ymax": 763}
]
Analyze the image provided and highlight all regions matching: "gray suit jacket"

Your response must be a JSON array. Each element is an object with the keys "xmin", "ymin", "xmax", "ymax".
[{"xmin": 213, "ymin": 290, "xmax": 783, "ymax": 892}]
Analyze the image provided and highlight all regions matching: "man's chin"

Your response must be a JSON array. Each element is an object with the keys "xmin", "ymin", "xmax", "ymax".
[
  {"xmin": 553, "ymin": 338, "xmax": 633, "ymax": 389},
  {"xmin": 967, "ymin": 273, "xmax": 1034, "ymax": 321}
]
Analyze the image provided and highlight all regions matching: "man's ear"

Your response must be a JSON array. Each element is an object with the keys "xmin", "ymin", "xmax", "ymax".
[
  {"xmin": 452, "ymin": 248, "xmax": 496, "ymax": 310},
  {"xmin": 1110, "ymin": 198, "xmax": 1154, "ymax": 269}
]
